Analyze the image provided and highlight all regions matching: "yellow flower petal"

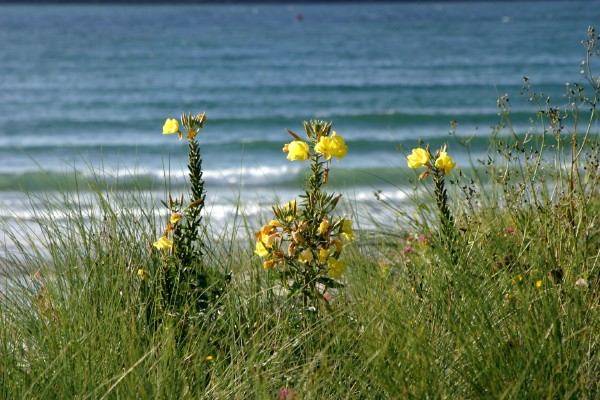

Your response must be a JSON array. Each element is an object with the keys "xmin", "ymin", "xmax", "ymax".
[
  {"xmin": 255, "ymin": 240, "xmax": 269, "ymax": 257},
  {"xmin": 434, "ymin": 151, "xmax": 456, "ymax": 174},
  {"xmin": 137, "ymin": 269, "xmax": 148, "ymax": 279},
  {"xmin": 318, "ymin": 248, "xmax": 329, "ymax": 263},
  {"xmin": 285, "ymin": 140, "xmax": 310, "ymax": 161},
  {"xmin": 341, "ymin": 219, "xmax": 354, "ymax": 241},
  {"xmin": 317, "ymin": 219, "xmax": 330, "ymax": 235},
  {"xmin": 298, "ymin": 248, "xmax": 313, "ymax": 263},
  {"xmin": 170, "ymin": 213, "xmax": 182, "ymax": 224},
  {"xmin": 153, "ymin": 235, "xmax": 173, "ymax": 251},
  {"xmin": 407, "ymin": 148, "xmax": 431, "ymax": 169},
  {"xmin": 162, "ymin": 118, "xmax": 179, "ymax": 135}
]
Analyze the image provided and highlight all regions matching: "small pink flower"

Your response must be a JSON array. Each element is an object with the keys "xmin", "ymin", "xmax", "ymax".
[
  {"xmin": 505, "ymin": 227, "xmax": 515, "ymax": 234},
  {"xmin": 277, "ymin": 388, "xmax": 297, "ymax": 400},
  {"xmin": 404, "ymin": 245, "xmax": 413, "ymax": 253},
  {"xmin": 418, "ymin": 234, "xmax": 430, "ymax": 244},
  {"xmin": 324, "ymin": 293, "xmax": 332, "ymax": 301},
  {"xmin": 406, "ymin": 235, "xmax": 414, "ymax": 242}
]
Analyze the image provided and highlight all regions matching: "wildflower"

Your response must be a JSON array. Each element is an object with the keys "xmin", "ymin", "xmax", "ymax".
[
  {"xmin": 255, "ymin": 240, "xmax": 269, "ymax": 257},
  {"xmin": 535, "ymin": 280, "xmax": 542, "ymax": 288},
  {"xmin": 407, "ymin": 148, "xmax": 430, "ymax": 169},
  {"xmin": 341, "ymin": 219, "xmax": 354, "ymax": 241},
  {"xmin": 317, "ymin": 218, "xmax": 330, "ymax": 235},
  {"xmin": 255, "ymin": 224, "xmax": 279, "ymax": 257},
  {"xmin": 328, "ymin": 258, "xmax": 347, "ymax": 278},
  {"xmin": 505, "ymin": 227, "xmax": 515, "ymax": 235},
  {"xmin": 137, "ymin": 269, "xmax": 148, "ymax": 280},
  {"xmin": 206, "ymin": 355, "xmax": 214, "ymax": 361},
  {"xmin": 170, "ymin": 212, "xmax": 182, "ymax": 224},
  {"xmin": 434, "ymin": 151, "xmax": 456, "ymax": 174},
  {"xmin": 284, "ymin": 140, "xmax": 310, "ymax": 161},
  {"xmin": 315, "ymin": 131, "xmax": 348, "ymax": 160},
  {"xmin": 298, "ymin": 248, "xmax": 314, "ymax": 263},
  {"xmin": 162, "ymin": 118, "xmax": 181, "ymax": 139},
  {"xmin": 318, "ymin": 248, "xmax": 329, "ymax": 263},
  {"xmin": 404, "ymin": 245, "xmax": 413, "ymax": 253},
  {"xmin": 153, "ymin": 235, "xmax": 173, "ymax": 251}
]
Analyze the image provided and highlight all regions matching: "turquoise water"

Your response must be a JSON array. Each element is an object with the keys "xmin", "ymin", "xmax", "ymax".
[{"xmin": 0, "ymin": 1, "xmax": 597, "ymax": 230}]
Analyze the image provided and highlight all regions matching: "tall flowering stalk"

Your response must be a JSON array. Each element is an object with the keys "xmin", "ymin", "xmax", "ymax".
[
  {"xmin": 256, "ymin": 120, "xmax": 351, "ymax": 313},
  {"xmin": 144, "ymin": 113, "xmax": 226, "ymax": 329},
  {"xmin": 407, "ymin": 144, "xmax": 458, "ymax": 256}
]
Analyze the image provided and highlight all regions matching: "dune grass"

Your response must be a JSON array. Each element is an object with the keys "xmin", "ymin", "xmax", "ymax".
[{"xmin": 1, "ymin": 27, "xmax": 600, "ymax": 400}]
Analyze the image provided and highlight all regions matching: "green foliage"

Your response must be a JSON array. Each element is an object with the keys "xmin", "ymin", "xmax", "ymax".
[{"xmin": 0, "ymin": 26, "xmax": 599, "ymax": 400}]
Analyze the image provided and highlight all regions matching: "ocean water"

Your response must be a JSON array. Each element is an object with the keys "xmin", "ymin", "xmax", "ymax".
[{"xmin": 0, "ymin": 1, "xmax": 598, "ymax": 248}]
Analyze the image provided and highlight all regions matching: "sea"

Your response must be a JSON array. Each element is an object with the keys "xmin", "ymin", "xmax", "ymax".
[{"xmin": 0, "ymin": 1, "xmax": 598, "ymax": 258}]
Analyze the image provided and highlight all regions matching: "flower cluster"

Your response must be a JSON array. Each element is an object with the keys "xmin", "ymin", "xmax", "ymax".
[
  {"xmin": 256, "ymin": 120, "xmax": 351, "ymax": 310},
  {"xmin": 255, "ymin": 203, "xmax": 353, "ymax": 280},
  {"xmin": 283, "ymin": 130, "xmax": 348, "ymax": 162},
  {"xmin": 407, "ymin": 145, "xmax": 456, "ymax": 178}
]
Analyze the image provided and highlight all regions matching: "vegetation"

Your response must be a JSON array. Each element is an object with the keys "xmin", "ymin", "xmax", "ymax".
[{"xmin": 0, "ymin": 27, "xmax": 598, "ymax": 399}]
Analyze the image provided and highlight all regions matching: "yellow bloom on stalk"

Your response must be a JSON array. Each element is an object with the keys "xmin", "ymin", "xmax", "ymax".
[
  {"xmin": 298, "ymin": 248, "xmax": 314, "ymax": 263},
  {"xmin": 170, "ymin": 213, "xmax": 182, "ymax": 224},
  {"xmin": 254, "ymin": 224, "xmax": 280, "ymax": 257},
  {"xmin": 162, "ymin": 118, "xmax": 181, "ymax": 139},
  {"xmin": 341, "ymin": 219, "xmax": 354, "ymax": 241},
  {"xmin": 315, "ymin": 131, "xmax": 348, "ymax": 161},
  {"xmin": 435, "ymin": 151, "xmax": 456, "ymax": 174},
  {"xmin": 328, "ymin": 258, "xmax": 347, "ymax": 278},
  {"xmin": 318, "ymin": 248, "xmax": 329, "ymax": 263},
  {"xmin": 137, "ymin": 269, "xmax": 148, "ymax": 280},
  {"xmin": 317, "ymin": 219, "xmax": 330, "ymax": 235},
  {"xmin": 535, "ymin": 280, "xmax": 542, "ymax": 288},
  {"xmin": 284, "ymin": 140, "xmax": 310, "ymax": 161},
  {"xmin": 407, "ymin": 148, "xmax": 431, "ymax": 169},
  {"xmin": 153, "ymin": 235, "xmax": 173, "ymax": 251}
]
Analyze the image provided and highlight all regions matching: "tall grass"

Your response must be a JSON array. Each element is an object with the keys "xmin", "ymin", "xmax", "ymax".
[{"xmin": 1, "ymin": 28, "xmax": 599, "ymax": 399}]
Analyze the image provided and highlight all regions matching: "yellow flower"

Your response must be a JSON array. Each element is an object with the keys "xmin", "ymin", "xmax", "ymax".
[
  {"xmin": 170, "ymin": 213, "xmax": 182, "ymax": 224},
  {"xmin": 341, "ymin": 219, "xmax": 354, "ymax": 241},
  {"xmin": 284, "ymin": 140, "xmax": 310, "ymax": 161},
  {"xmin": 153, "ymin": 235, "xmax": 173, "ymax": 251},
  {"xmin": 255, "ymin": 240, "xmax": 269, "ymax": 257},
  {"xmin": 162, "ymin": 118, "xmax": 181, "ymax": 139},
  {"xmin": 263, "ymin": 259, "xmax": 275, "ymax": 270},
  {"xmin": 298, "ymin": 248, "xmax": 313, "ymax": 263},
  {"xmin": 435, "ymin": 151, "xmax": 456, "ymax": 174},
  {"xmin": 315, "ymin": 131, "xmax": 348, "ymax": 161},
  {"xmin": 137, "ymin": 269, "xmax": 148, "ymax": 280},
  {"xmin": 318, "ymin": 248, "xmax": 329, "ymax": 263},
  {"xmin": 254, "ymin": 223, "xmax": 280, "ymax": 257},
  {"xmin": 328, "ymin": 258, "xmax": 347, "ymax": 278},
  {"xmin": 205, "ymin": 355, "xmax": 214, "ymax": 361},
  {"xmin": 317, "ymin": 219, "xmax": 330, "ymax": 235},
  {"xmin": 535, "ymin": 280, "xmax": 542, "ymax": 288},
  {"xmin": 407, "ymin": 148, "xmax": 431, "ymax": 169}
]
